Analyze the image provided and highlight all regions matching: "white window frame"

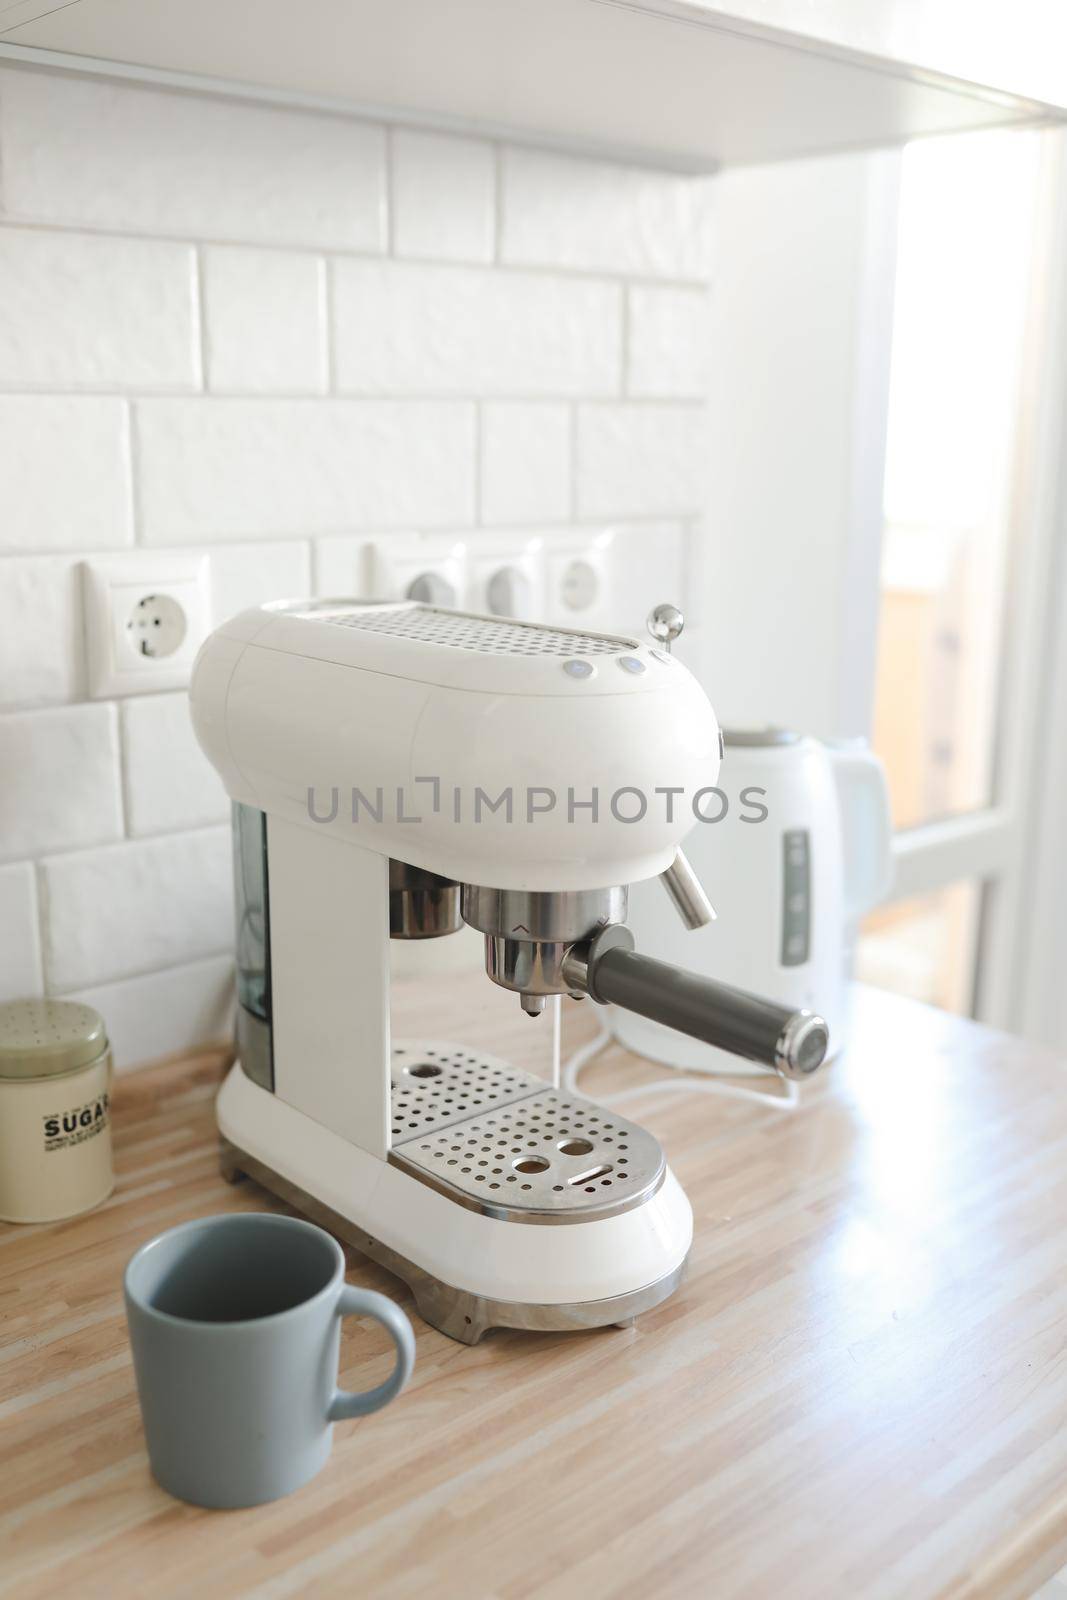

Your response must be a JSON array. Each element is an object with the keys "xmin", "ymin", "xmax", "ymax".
[
  {"xmin": 855, "ymin": 127, "xmax": 1067, "ymax": 1032},
  {"xmin": 701, "ymin": 128, "xmax": 1067, "ymax": 1040}
]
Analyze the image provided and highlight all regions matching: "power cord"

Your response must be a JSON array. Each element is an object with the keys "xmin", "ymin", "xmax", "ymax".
[{"xmin": 561, "ymin": 1009, "xmax": 800, "ymax": 1112}]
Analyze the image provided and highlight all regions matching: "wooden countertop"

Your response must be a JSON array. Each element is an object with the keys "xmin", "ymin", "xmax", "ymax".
[{"xmin": 4, "ymin": 984, "xmax": 1067, "ymax": 1599}]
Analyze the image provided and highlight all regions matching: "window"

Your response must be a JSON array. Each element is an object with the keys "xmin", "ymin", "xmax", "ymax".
[
  {"xmin": 871, "ymin": 128, "xmax": 1042, "ymax": 831},
  {"xmin": 857, "ymin": 882, "xmax": 982, "ymax": 1013},
  {"xmin": 859, "ymin": 125, "xmax": 1056, "ymax": 1021}
]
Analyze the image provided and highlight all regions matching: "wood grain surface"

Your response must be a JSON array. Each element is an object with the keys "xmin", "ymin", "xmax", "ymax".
[{"xmin": 2, "ymin": 983, "xmax": 1067, "ymax": 1600}]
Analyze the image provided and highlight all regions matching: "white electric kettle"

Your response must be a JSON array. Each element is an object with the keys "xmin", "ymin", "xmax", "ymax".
[{"xmin": 611, "ymin": 728, "xmax": 893, "ymax": 1074}]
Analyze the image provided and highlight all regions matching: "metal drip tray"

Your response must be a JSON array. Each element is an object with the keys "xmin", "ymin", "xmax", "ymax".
[
  {"xmin": 389, "ymin": 1042, "xmax": 540, "ymax": 1139},
  {"xmin": 388, "ymin": 1043, "xmax": 664, "ymax": 1224}
]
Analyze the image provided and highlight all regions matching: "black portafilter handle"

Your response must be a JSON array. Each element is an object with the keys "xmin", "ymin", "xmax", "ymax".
[{"xmin": 562, "ymin": 927, "xmax": 830, "ymax": 1082}]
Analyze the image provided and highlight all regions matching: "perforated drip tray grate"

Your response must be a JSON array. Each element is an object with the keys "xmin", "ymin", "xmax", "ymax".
[
  {"xmin": 389, "ymin": 1043, "xmax": 539, "ymax": 1140},
  {"xmin": 388, "ymin": 1043, "xmax": 664, "ymax": 1224}
]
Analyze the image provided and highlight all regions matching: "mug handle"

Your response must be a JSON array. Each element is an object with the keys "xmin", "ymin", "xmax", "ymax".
[{"xmin": 327, "ymin": 1286, "xmax": 416, "ymax": 1422}]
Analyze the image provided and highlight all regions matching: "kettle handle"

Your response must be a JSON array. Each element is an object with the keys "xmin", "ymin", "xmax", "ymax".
[{"xmin": 825, "ymin": 740, "xmax": 893, "ymax": 920}]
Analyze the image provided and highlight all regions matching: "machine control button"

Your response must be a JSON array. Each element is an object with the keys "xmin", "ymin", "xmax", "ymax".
[
  {"xmin": 562, "ymin": 659, "xmax": 595, "ymax": 679},
  {"xmin": 617, "ymin": 655, "xmax": 646, "ymax": 675}
]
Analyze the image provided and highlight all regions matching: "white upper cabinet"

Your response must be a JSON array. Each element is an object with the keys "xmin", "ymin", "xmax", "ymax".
[{"xmin": 1, "ymin": 0, "xmax": 1063, "ymax": 170}]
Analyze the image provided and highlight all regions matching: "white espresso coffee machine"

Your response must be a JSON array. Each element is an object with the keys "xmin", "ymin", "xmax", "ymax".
[{"xmin": 191, "ymin": 600, "xmax": 828, "ymax": 1343}]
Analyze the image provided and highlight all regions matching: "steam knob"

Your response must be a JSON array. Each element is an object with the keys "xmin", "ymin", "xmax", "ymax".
[{"xmin": 647, "ymin": 603, "xmax": 685, "ymax": 653}]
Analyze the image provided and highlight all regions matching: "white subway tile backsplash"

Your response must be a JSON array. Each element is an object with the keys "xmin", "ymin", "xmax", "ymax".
[
  {"xmin": 134, "ymin": 399, "xmax": 476, "ymax": 541},
  {"xmin": 0, "ymin": 543, "xmax": 306, "ymax": 711},
  {"xmin": 605, "ymin": 521, "xmax": 688, "ymax": 632},
  {"xmin": 0, "ymin": 704, "xmax": 123, "ymax": 863},
  {"xmin": 313, "ymin": 536, "xmax": 370, "ymax": 596},
  {"xmin": 502, "ymin": 148, "xmax": 715, "ymax": 280},
  {"xmin": 0, "ymin": 69, "xmax": 387, "ymax": 250},
  {"xmin": 0, "ymin": 64, "xmax": 716, "ymax": 1070},
  {"xmin": 0, "ymin": 555, "xmax": 84, "ymax": 707},
  {"xmin": 392, "ymin": 130, "xmax": 495, "ymax": 264},
  {"xmin": 203, "ymin": 247, "xmax": 327, "ymax": 394},
  {"xmin": 121, "ymin": 692, "xmax": 229, "ymax": 838},
  {"xmin": 0, "ymin": 397, "xmax": 131, "ymax": 553},
  {"xmin": 0, "ymin": 862, "xmax": 44, "ymax": 1001},
  {"xmin": 0, "ymin": 543, "xmax": 308, "ymax": 712},
  {"xmin": 576, "ymin": 403, "xmax": 707, "ymax": 518},
  {"xmin": 332, "ymin": 261, "xmax": 621, "ymax": 396},
  {"xmin": 480, "ymin": 403, "xmax": 571, "ymax": 524},
  {"xmin": 64, "ymin": 955, "xmax": 235, "ymax": 1072},
  {"xmin": 0, "ymin": 228, "xmax": 198, "ymax": 391},
  {"xmin": 627, "ymin": 285, "xmax": 711, "ymax": 399},
  {"xmin": 42, "ymin": 827, "xmax": 233, "ymax": 991},
  {"xmin": 206, "ymin": 541, "xmax": 312, "ymax": 623}
]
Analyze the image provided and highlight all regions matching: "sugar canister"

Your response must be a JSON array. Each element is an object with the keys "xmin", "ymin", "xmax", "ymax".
[{"xmin": 0, "ymin": 999, "xmax": 114, "ymax": 1224}]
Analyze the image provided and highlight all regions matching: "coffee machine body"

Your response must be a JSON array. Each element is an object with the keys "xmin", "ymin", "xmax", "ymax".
[{"xmin": 193, "ymin": 601, "xmax": 827, "ymax": 1343}]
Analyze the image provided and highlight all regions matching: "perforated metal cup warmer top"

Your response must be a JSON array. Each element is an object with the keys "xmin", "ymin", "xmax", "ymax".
[{"xmin": 299, "ymin": 603, "xmax": 630, "ymax": 656}]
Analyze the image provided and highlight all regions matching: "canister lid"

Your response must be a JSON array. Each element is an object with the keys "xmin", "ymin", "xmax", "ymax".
[
  {"xmin": 0, "ymin": 999, "xmax": 109, "ymax": 1080},
  {"xmin": 723, "ymin": 728, "xmax": 800, "ymax": 748}
]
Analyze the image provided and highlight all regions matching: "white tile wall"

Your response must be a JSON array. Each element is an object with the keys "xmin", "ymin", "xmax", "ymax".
[
  {"xmin": 67, "ymin": 955, "xmax": 235, "ymax": 1072},
  {"xmin": 204, "ymin": 540, "xmax": 312, "ymax": 623},
  {"xmin": 134, "ymin": 398, "xmax": 477, "ymax": 541},
  {"xmin": 576, "ymin": 404, "xmax": 708, "ymax": 517},
  {"xmin": 628, "ymin": 285, "xmax": 711, "ymax": 399},
  {"xmin": 0, "ymin": 68, "xmax": 387, "ymax": 250},
  {"xmin": 0, "ymin": 861, "xmax": 43, "ymax": 1001},
  {"xmin": 0, "ymin": 542, "xmax": 311, "ymax": 713},
  {"xmin": 481, "ymin": 404, "xmax": 572, "ymax": 524},
  {"xmin": 0, "ymin": 230, "xmax": 199, "ymax": 390},
  {"xmin": 202, "ymin": 247, "xmax": 327, "ymax": 394},
  {"xmin": 0, "ymin": 703, "xmax": 123, "ymax": 862},
  {"xmin": 121, "ymin": 692, "xmax": 229, "ymax": 837},
  {"xmin": 0, "ymin": 62, "xmax": 715, "ymax": 1067},
  {"xmin": 42, "ymin": 827, "xmax": 233, "ymax": 992},
  {"xmin": 606, "ymin": 522, "xmax": 688, "ymax": 632},
  {"xmin": 501, "ymin": 147, "xmax": 715, "ymax": 279},
  {"xmin": 313, "ymin": 536, "xmax": 372, "ymax": 597},
  {"xmin": 332, "ymin": 261, "xmax": 621, "ymax": 395},
  {"xmin": 0, "ymin": 555, "xmax": 86, "ymax": 707},
  {"xmin": 0, "ymin": 397, "xmax": 131, "ymax": 552},
  {"xmin": 392, "ymin": 131, "xmax": 495, "ymax": 263}
]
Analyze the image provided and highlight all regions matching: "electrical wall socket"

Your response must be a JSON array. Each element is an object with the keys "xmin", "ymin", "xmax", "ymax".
[
  {"xmin": 357, "ymin": 523, "xmax": 688, "ymax": 635},
  {"xmin": 82, "ymin": 554, "xmax": 211, "ymax": 699},
  {"xmin": 543, "ymin": 529, "xmax": 614, "ymax": 626},
  {"xmin": 361, "ymin": 532, "xmax": 547, "ymax": 620},
  {"xmin": 464, "ymin": 534, "xmax": 544, "ymax": 620},
  {"xmin": 365, "ymin": 537, "xmax": 467, "ymax": 608},
  {"xmin": 542, "ymin": 524, "xmax": 688, "ymax": 635}
]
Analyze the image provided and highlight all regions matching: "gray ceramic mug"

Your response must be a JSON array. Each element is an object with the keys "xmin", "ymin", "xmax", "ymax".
[{"xmin": 124, "ymin": 1212, "xmax": 415, "ymax": 1509}]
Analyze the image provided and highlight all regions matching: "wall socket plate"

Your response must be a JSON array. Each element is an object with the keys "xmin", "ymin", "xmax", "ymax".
[
  {"xmin": 359, "ymin": 531, "xmax": 553, "ymax": 621},
  {"xmin": 354, "ymin": 523, "xmax": 688, "ymax": 635},
  {"xmin": 365, "ymin": 536, "xmax": 467, "ymax": 609},
  {"xmin": 463, "ymin": 533, "xmax": 544, "ymax": 619},
  {"xmin": 543, "ymin": 529, "xmax": 614, "ymax": 625},
  {"xmin": 82, "ymin": 553, "xmax": 211, "ymax": 699}
]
